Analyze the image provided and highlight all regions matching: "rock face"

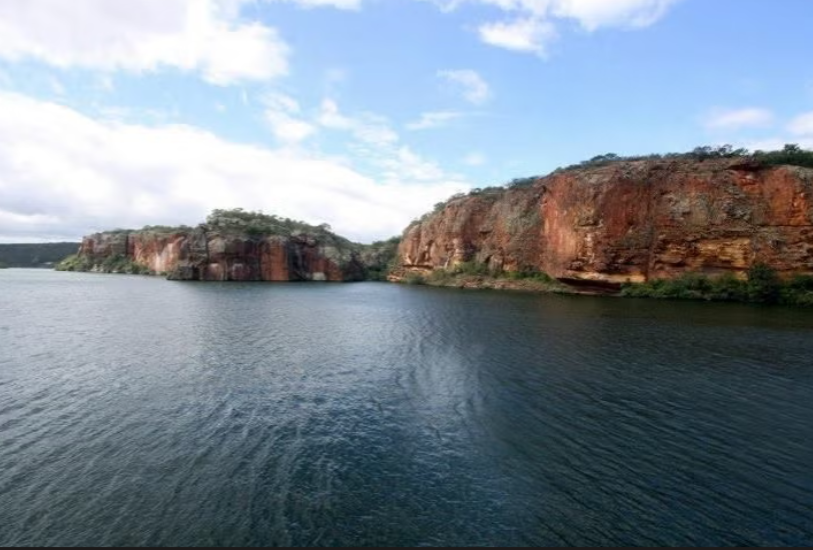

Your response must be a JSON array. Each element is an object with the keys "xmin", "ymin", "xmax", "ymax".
[
  {"xmin": 397, "ymin": 159, "xmax": 813, "ymax": 286},
  {"xmin": 76, "ymin": 229, "xmax": 370, "ymax": 282}
]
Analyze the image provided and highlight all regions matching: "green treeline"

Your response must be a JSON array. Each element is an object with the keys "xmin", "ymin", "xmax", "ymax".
[
  {"xmin": 404, "ymin": 262, "xmax": 560, "ymax": 288},
  {"xmin": 0, "ymin": 243, "xmax": 79, "ymax": 268},
  {"xmin": 56, "ymin": 254, "xmax": 154, "ymax": 275},
  {"xmin": 206, "ymin": 209, "xmax": 343, "ymax": 241},
  {"xmin": 622, "ymin": 265, "xmax": 813, "ymax": 307}
]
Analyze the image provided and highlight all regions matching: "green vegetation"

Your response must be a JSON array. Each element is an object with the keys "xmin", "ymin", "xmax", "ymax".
[
  {"xmin": 404, "ymin": 273, "xmax": 427, "ymax": 285},
  {"xmin": 752, "ymin": 144, "xmax": 813, "ymax": 169},
  {"xmin": 55, "ymin": 210, "xmax": 400, "ymax": 281},
  {"xmin": 559, "ymin": 144, "xmax": 813, "ymax": 171},
  {"xmin": 55, "ymin": 255, "xmax": 93, "ymax": 272},
  {"xmin": 206, "ymin": 209, "xmax": 342, "ymax": 240},
  {"xmin": 621, "ymin": 265, "xmax": 813, "ymax": 306},
  {"xmin": 0, "ymin": 261, "xmax": 8, "ymax": 269},
  {"xmin": 362, "ymin": 236, "xmax": 402, "ymax": 282},
  {"xmin": 410, "ymin": 262, "xmax": 561, "ymax": 291},
  {"xmin": 0, "ymin": 243, "xmax": 79, "ymax": 268},
  {"xmin": 56, "ymin": 254, "xmax": 153, "ymax": 275}
]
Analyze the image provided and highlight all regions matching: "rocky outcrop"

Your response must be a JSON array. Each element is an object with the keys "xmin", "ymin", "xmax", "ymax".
[
  {"xmin": 73, "ymin": 228, "xmax": 375, "ymax": 282},
  {"xmin": 396, "ymin": 159, "xmax": 813, "ymax": 287}
]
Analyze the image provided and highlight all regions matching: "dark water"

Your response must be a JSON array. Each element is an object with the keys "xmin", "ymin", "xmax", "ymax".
[{"xmin": 1, "ymin": 270, "xmax": 812, "ymax": 547}]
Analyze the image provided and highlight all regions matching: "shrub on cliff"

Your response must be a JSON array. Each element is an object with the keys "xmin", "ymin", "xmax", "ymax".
[
  {"xmin": 556, "ymin": 144, "xmax": 813, "ymax": 172},
  {"xmin": 752, "ymin": 144, "xmax": 813, "ymax": 169},
  {"xmin": 453, "ymin": 262, "xmax": 492, "ymax": 277},
  {"xmin": 747, "ymin": 264, "xmax": 782, "ymax": 304},
  {"xmin": 505, "ymin": 269, "xmax": 554, "ymax": 283},
  {"xmin": 622, "ymin": 273, "xmax": 751, "ymax": 302},
  {"xmin": 56, "ymin": 255, "xmax": 94, "ymax": 272},
  {"xmin": 506, "ymin": 177, "xmax": 539, "ymax": 189},
  {"xmin": 621, "ymin": 266, "xmax": 812, "ymax": 306},
  {"xmin": 205, "ymin": 208, "xmax": 344, "ymax": 241},
  {"xmin": 404, "ymin": 273, "xmax": 427, "ymax": 285}
]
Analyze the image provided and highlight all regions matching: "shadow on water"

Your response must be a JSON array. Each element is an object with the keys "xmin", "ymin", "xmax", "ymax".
[{"xmin": 1, "ymin": 272, "xmax": 812, "ymax": 546}]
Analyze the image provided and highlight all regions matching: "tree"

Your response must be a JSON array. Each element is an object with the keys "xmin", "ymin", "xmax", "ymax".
[{"xmin": 747, "ymin": 264, "xmax": 782, "ymax": 304}]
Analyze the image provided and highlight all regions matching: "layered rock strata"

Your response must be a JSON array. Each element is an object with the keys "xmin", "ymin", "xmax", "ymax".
[{"xmin": 396, "ymin": 159, "xmax": 813, "ymax": 286}]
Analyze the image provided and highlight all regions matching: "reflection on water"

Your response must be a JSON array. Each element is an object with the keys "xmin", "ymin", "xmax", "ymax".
[{"xmin": 1, "ymin": 270, "xmax": 812, "ymax": 546}]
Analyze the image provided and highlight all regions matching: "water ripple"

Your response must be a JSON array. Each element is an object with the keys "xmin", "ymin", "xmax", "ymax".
[{"xmin": 1, "ymin": 272, "xmax": 812, "ymax": 546}]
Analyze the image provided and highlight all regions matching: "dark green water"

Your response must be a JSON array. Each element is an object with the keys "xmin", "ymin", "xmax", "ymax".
[{"xmin": 1, "ymin": 269, "xmax": 812, "ymax": 547}]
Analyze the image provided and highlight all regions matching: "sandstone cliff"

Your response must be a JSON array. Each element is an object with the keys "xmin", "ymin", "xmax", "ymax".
[
  {"xmin": 72, "ymin": 230, "xmax": 369, "ymax": 282},
  {"xmin": 396, "ymin": 159, "xmax": 813, "ymax": 287},
  {"xmin": 63, "ymin": 211, "xmax": 399, "ymax": 282}
]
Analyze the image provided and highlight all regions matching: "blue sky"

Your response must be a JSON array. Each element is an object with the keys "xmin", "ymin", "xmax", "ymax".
[{"xmin": 0, "ymin": 0, "xmax": 812, "ymax": 243}]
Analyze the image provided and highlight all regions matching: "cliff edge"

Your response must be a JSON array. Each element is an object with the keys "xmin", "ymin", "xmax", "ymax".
[
  {"xmin": 59, "ymin": 210, "xmax": 399, "ymax": 282},
  {"xmin": 395, "ymin": 157, "xmax": 813, "ymax": 288}
]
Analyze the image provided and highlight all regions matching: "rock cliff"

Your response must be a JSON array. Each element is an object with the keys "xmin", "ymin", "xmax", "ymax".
[
  {"xmin": 64, "ymin": 210, "xmax": 399, "ymax": 282},
  {"xmin": 396, "ymin": 159, "xmax": 813, "ymax": 287}
]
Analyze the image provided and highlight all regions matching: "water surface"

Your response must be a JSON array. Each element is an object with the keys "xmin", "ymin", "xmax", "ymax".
[{"xmin": 1, "ymin": 269, "xmax": 812, "ymax": 546}]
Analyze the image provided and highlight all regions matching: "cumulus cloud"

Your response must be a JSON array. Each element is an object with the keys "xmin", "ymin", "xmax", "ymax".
[
  {"xmin": 262, "ymin": 92, "xmax": 317, "ymax": 144},
  {"xmin": 315, "ymin": 98, "xmax": 467, "ymax": 190},
  {"xmin": 272, "ymin": 0, "xmax": 363, "ymax": 8},
  {"xmin": 478, "ymin": 18, "xmax": 557, "ymax": 57},
  {"xmin": 406, "ymin": 111, "xmax": 465, "ymax": 131},
  {"xmin": 438, "ymin": 70, "xmax": 492, "ymax": 105},
  {"xmin": 0, "ymin": 0, "xmax": 289, "ymax": 85},
  {"xmin": 704, "ymin": 108, "xmax": 775, "ymax": 131},
  {"xmin": 0, "ymin": 92, "xmax": 468, "ymax": 243},
  {"xmin": 429, "ymin": 0, "xmax": 681, "ymax": 54},
  {"xmin": 318, "ymin": 99, "xmax": 400, "ymax": 147},
  {"xmin": 462, "ymin": 152, "xmax": 487, "ymax": 166}
]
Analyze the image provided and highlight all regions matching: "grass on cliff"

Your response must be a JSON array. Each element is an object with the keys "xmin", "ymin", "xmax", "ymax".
[{"xmin": 621, "ymin": 265, "xmax": 813, "ymax": 306}]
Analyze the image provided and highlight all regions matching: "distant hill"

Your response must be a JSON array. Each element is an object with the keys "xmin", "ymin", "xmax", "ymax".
[{"xmin": 0, "ymin": 243, "xmax": 79, "ymax": 268}]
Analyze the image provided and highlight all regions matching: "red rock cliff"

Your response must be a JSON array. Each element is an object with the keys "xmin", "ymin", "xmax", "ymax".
[
  {"xmin": 397, "ymin": 159, "xmax": 813, "ymax": 286},
  {"xmin": 76, "ymin": 228, "xmax": 370, "ymax": 282}
]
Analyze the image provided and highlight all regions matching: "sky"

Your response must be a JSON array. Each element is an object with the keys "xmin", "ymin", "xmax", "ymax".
[{"xmin": 0, "ymin": 0, "xmax": 812, "ymax": 243}]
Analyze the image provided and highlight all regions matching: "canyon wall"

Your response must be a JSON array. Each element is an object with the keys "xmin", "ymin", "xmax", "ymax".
[
  {"xmin": 74, "ymin": 228, "xmax": 374, "ymax": 282},
  {"xmin": 397, "ymin": 159, "xmax": 813, "ymax": 286}
]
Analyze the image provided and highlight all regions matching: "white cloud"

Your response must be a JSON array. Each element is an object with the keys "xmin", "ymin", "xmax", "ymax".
[
  {"xmin": 788, "ymin": 112, "xmax": 813, "ymax": 136},
  {"xmin": 0, "ymin": 92, "xmax": 468, "ymax": 243},
  {"xmin": 429, "ymin": 0, "xmax": 681, "ymax": 54},
  {"xmin": 96, "ymin": 75, "xmax": 115, "ymax": 93},
  {"xmin": 438, "ymin": 70, "xmax": 492, "ymax": 105},
  {"xmin": 0, "ymin": 0, "xmax": 289, "ymax": 85},
  {"xmin": 48, "ymin": 76, "xmax": 66, "ymax": 96},
  {"xmin": 549, "ymin": 0, "xmax": 681, "ymax": 31},
  {"xmin": 463, "ymin": 152, "xmax": 486, "ymax": 166},
  {"xmin": 318, "ymin": 99, "xmax": 400, "ymax": 146},
  {"xmin": 406, "ymin": 111, "xmax": 465, "ymax": 130},
  {"xmin": 315, "ymin": 98, "xmax": 468, "ymax": 192},
  {"xmin": 478, "ymin": 18, "xmax": 557, "ymax": 56},
  {"xmin": 263, "ymin": 92, "xmax": 317, "ymax": 144},
  {"xmin": 266, "ymin": 112, "xmax": 317, "ymax": 144},
  {"xmin": 704, "ymin": 108, "xmax": 775, "ymax": 131},
  {"xmin": 273, "ymin": 0, "xmax": 363, "ymax": 8}
]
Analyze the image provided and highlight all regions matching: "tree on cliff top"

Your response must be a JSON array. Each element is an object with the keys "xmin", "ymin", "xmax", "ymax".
[{"xmin": 205, "ymin": 209, "xmax": 346, "ymax": 241}]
